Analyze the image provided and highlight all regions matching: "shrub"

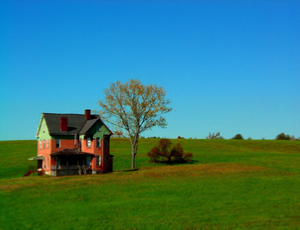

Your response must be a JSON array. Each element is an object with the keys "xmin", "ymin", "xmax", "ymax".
[
  {"xmin": 147, "ymin": 138, "xmax": 193, "ymax": 163},
  {"xmin": 232, "ymin": 134, "xmax": 244, "ymax": 140},
  {"xmin": 276, "ymin": 133, "xmax": 291, "ymax": 140}
]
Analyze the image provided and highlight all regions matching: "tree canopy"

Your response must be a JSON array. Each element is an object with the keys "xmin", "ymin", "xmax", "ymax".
[{"xmin": 97, "ymin": 79, "xmax": 172, "ymax": 169}]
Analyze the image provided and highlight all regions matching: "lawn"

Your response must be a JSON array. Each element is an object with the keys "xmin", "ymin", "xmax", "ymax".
[{"xmin": 0, "ymin": 139, "xmax": 299, "ymax": 229}]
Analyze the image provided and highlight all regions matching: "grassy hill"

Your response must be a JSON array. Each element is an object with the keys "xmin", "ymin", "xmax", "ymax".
[{"xmin": 0, "ymin": 139, "xmax": 299, "ymax": 229}]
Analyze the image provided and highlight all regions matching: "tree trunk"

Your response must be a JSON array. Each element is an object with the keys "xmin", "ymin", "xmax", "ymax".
[{"xmin": 131, "ymin": 145, "xmax": 136, "ymax": 169}]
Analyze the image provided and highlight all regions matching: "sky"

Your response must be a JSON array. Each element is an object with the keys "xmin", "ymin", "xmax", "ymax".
[{"xmin": 0, "ymin": 0, "xmax": 299, "ymax": 141}]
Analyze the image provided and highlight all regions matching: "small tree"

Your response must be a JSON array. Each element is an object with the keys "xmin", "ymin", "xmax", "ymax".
[
  {"xmin": 148, "ymin": 138, "xmax": 193, "ymax": 163},
  {"xmin": 232, "ymin": 134, "xmax": 244, "ymax": 140},
  {"xmin": 206, "ymin": 132, "xmax": 223, "ymax": 139},
  {"xmin": 97, "ymin": 79, "xmax": 172, "ymax": 169},
  {"xmin": 276, "ymin": 133, "xmax": 291, "ymax": 140}
]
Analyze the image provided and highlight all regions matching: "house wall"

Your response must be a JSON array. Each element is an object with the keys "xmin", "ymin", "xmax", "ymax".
[
  {"xmin": 80, "ymin": 137, "xmax": 111, "ymax": 173},
  {"xmin": 37, "ymin": 138, "xmax": 77, "ymax": 174}
]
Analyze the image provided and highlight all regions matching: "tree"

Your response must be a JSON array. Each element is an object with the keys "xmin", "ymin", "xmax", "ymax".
[
  {"xmin": 97, "ymin": 79, "xmax": 172, "ymax": 169},
  {"xmin": 232, "ymin": 134, "xmax": 244, "ymax": 140},
  {"xmin": 276, "ymin": 133, "xmax": 291, "ymax": 140},
  {"xmin": 206, "ymin": 132, "xmax": 224, "ymax": 139},
  {"xmin": 111, "ymin": 130, "xmax": 124, "ymax": 138}
]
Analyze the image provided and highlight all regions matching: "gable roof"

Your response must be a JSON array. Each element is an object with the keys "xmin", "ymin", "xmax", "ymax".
[
  {"xmin": 79, "ymin": 118, "xmax": 99, "ymax": 135},
  {"xmin": 36, "ymin": 113, "xmax": 112, "ymax": 136}
]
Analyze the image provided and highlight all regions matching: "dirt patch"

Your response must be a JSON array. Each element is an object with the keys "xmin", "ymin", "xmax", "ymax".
[
  {"xmin": 139, "ymin": 163, "xmax": 267, "ymax": 178},
  {"xmin": 0, "ymin": 183, "xmax": 36, "ymax": 191}
]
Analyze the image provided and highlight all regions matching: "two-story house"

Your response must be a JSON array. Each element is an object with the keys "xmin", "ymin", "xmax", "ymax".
[{"xmin": 33, "ymin": 109, "xmax": 113, "ymax": 176}]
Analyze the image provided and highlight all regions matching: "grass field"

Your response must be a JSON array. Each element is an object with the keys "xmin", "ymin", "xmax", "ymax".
[{"xmin": 0, "ymin": 139, "xmax": 300, "ymax": 229}]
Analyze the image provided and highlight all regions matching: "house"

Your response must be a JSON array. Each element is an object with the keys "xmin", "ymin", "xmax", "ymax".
[{"xmin": 31, "ymin": 109, "xmax": 113, "ymax": 176}]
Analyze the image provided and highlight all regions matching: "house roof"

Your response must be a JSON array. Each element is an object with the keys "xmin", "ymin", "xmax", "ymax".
[
  {"xmin": 43, "ymin": 113, "xmax": 95, "ymax": 135},
  {"xmin": 28, "ymin": 156, "xmax": 44, "ymax": 160},
  {"xmin": 37, "ymin": 113, "xmax": 113, "ymax": 136},
  {"xmin": 79, "ymin": 118, "xmax": 99, "ymax": 135}
]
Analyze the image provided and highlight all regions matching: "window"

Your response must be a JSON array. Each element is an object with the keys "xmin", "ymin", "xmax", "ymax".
[
  {"xmin": 96, "ymin": 156, "xmax": 101, "ymax": 166},
  {"xmin": 105, "ymin": 137, "xmax": 109, "ymax": 148},
  {"xmin": 96, "ymin": 138, "xmax": 101, "ymax": 148},
  {"xmin": 39, "ymin": 141, "xmax": 42, "ymax": 149},
  {"xmin": 46, "ymin": 156, "xmax": 49, "ymax": 170},
  {"xmin": 47, "ymin": 139, "xmax": 49, "ymax": 148},
  {"xmin": 86, "ymin": 156, "xmax": 91, "ymax": 166},
  {"xmin": 43, "ymin": 140, "xmax": 45, "ymax": 149},
  {"xmin": 56, "ymin": 139, "xmax": 60, "ymax": 148},
  {"xmin": 87, "ymin": 138, "xmax": 91, "ymax": 148}
]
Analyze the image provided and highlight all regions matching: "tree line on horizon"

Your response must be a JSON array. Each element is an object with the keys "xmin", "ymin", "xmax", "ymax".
[{"xmin": 111, "ymin": 132, "xmax": 299, "ymax": 141}]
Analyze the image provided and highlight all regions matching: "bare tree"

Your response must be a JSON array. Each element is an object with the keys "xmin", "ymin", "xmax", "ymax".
[
  {"xmin": 206, "ymin": 132, "xmax": 223, "ymax": 139},
  {"xmin": 97, "ymin": 79, "xmax": 172, "ymax": 169}
]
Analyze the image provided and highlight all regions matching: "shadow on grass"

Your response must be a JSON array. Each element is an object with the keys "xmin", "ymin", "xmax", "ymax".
[
  {"xmin": 152, "ymin": 159, "xmax": 199, "ymax": 166},
  {"xmin": 114, "ymin": 168, "xmax": 140, "ymax": 172}
]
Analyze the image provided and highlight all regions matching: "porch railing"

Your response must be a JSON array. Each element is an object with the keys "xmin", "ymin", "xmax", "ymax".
[{"xmin": 51, "ymin": 165, "xmax": 91, "ymax": 170}]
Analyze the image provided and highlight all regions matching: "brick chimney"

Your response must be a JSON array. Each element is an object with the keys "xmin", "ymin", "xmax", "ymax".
[
  {"xmin": 85, "ymin": 109, "xmax": 91, "ymax": 120},
  {"xmin": 60, "ymin": 117, "xmax": 68, "ymax": 131}
]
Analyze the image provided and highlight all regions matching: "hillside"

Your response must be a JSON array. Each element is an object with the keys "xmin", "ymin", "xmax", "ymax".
[{"xmin": 0, "ymin": 139, "xmax": 299, "ymax": 229}]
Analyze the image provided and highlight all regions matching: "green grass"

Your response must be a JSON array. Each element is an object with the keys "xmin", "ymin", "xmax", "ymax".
[{"xmin": 0, "ymin": 139, "xmax": 300, "ymax": 229}]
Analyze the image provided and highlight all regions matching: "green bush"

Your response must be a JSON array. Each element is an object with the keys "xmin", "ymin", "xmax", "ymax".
[{"xmin": 232, "ymin": 134, "xmax": 244, "ymax": 140}]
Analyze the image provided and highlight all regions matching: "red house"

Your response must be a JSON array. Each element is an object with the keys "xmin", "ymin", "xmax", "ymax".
[{"xmin": 32, "ymin": 109, "xmax": 113, "ymax": 176}]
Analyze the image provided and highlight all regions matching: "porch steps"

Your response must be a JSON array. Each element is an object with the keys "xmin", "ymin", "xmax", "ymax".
[
  {"xmin": 23, "ymin": 171, "xmax": 35, "ymax": 177},
  {"xmin": 23, "ymin": 170, "xmax": 42, "ymax": 177}
]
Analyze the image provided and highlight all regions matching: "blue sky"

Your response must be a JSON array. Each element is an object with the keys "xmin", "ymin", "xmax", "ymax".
[{"xmin": 0, "ymin": 0, "xmax": 299, "ymax": 140}]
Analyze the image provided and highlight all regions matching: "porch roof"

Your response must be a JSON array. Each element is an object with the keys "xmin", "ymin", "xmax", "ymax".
[
  {"xmin": 28, "ymin": 156, "xmax": 44, "ymax": 161},
  {"xmin": 50, "ymin": 149, "xmax": 95, "ymax": 157}
]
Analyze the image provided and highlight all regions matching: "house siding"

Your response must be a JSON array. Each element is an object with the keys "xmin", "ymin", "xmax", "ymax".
[{"xmin": 36, "ymin": 118, "xmax": 51, "ymax": 140}]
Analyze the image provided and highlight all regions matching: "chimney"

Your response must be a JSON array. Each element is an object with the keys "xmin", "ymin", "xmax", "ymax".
[
  {"xmin": 60, "ymin": 117, "xmax": 68, "ymax": 131},
  {"xmin": 85, "ymin": 109, "xmax": 91, "ymax": 120}
]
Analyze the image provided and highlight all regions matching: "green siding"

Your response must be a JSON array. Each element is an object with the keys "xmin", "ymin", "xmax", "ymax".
[
  {"xmin": 36, "ymin": 118, "xmax": 51, "ymax": 141},
  {"xmin": 89, "ymin": 120, "xmax": 111, "ymax": 139}
]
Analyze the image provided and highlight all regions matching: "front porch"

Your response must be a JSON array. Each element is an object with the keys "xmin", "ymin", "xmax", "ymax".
[
  {"xmin": 50, "ymin": 165, "xmax": 98, "ymax": 176},
  {"xmin": 50, "ymin": 149, "xmax": 98, "ymax": 177}
]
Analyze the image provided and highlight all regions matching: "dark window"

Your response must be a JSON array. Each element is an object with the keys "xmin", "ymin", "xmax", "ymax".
[
  {"xmin": 56, "ymin": 139, "xmax": 60, "ymax": 148},
  {"xmin": 43, "ymin": 140, "xmax": 45, "ymax": 149},
  {"xmin": 105, "ymin": 138, "xmax": 109, "ymax": 148},
  {"xmin": 96, "ymin": 138, "xmax": 101, "ymax": 148}
]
